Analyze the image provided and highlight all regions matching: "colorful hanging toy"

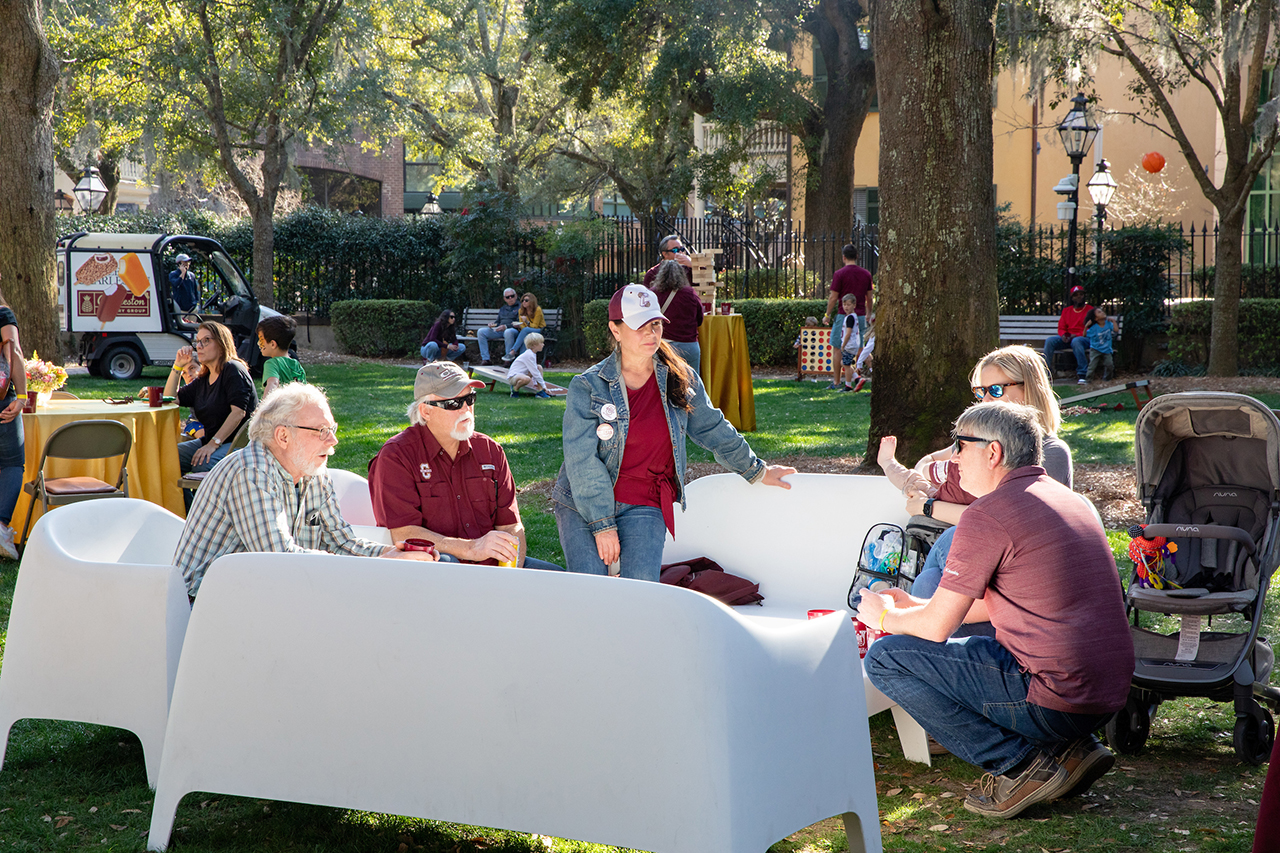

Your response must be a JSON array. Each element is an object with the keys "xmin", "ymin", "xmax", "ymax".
[{"xmin": 1127, "ymin": 524, "xmax": 1180, "ymax": 589}]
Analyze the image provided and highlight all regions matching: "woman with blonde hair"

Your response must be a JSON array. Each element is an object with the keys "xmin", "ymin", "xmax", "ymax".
[
  {"xmin": 878, "ymin": 344, "xmax": 1072, "ymax": 598},
  {"xmin": 501, "ymin": 292, "xmax": 546, "ymax": 362}
]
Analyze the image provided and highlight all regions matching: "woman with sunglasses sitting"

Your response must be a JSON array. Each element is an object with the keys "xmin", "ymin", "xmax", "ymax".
[
  {"xmin": 886, "ymin": 345, "xmax": 1073, "ymax": 599},
  {"xmin": 421, "ymin": 309, "xmax": 465, "ymax": 363},
  {"xmin": 551, "ymin": 285, "xmax": 795, "ymax": 581}
]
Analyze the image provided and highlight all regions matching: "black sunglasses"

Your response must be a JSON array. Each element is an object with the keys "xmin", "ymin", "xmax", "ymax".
[
  {"xmin": 424, "ymin": 391, "xmax": 477, "ymax": 411},
  {"xmin": 971, "ymin": 381, "xmax": 1023, "ymax": 401},
  {"xmin": 952, "ymin": 434, "xmax": 994, "ymax": 454}
]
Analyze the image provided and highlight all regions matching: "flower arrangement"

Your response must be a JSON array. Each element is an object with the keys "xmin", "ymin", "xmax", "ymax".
[{"xmin": 25, "ymin": 351, "xmax": 69, "ymax": 394}]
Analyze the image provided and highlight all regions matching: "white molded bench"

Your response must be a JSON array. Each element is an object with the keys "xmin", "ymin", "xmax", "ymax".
[
  {"xmin": 664, "ymin": 472, "xmax": 930, "ymax": 763},
  {"xmin": 0, "ymin": 499, "xmax": 189, "ymax": 788},
  {"xmin": 146, "ymin": 549, "xmax": 884, "ymax": 852}
]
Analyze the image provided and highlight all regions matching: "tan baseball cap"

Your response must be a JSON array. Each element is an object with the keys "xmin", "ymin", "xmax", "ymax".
[{"xmin": 414, "ymin": 362, "xmax": 484, "ymax": 399}]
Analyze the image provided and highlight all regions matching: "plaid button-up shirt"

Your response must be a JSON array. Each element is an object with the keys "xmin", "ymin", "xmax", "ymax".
[{"xmin": 175, "ymin": 440, "xmax": 389, "ymax": 597}]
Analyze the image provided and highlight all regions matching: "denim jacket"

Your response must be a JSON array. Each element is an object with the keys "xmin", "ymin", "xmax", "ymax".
[{"xmin": 551, "ymin": 349, "xmax": 765, "ymax": 534}]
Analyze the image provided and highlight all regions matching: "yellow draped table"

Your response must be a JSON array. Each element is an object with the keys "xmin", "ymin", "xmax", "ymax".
[
  {"xmin": 698, "ymin": 313, "xmax": 756, "ymax": 432},
  {"xmin": 14, "ymin": 398, "xmax": 186, "ymax": 541}
]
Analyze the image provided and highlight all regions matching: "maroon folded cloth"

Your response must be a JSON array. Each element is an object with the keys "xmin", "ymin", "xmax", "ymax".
[{"xmin": 1253, "ymin": 733, "xmax": 1280, "ymax": 852}]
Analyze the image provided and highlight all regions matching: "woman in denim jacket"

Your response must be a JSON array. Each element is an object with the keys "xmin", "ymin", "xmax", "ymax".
[{"xmin": 552, "ymin": 284, "xmax": 794, "ymax": 581}]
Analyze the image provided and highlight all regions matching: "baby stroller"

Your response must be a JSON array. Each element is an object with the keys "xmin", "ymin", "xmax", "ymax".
[{"xmin": 1108, "ymin": 392, "xmax": 1280, "ymax": 764}]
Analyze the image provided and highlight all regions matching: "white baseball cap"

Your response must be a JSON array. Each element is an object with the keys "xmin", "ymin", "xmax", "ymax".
[{"xmin": 609, "ymin": 284, "xmax": 668, "ymax": 330}]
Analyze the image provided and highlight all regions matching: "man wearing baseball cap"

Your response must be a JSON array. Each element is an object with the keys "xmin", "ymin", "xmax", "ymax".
[
  {"xmin": 169, "ymin": 253, "xmax": 199, "ymax": 313},
  {"xmin": 1042, "ymin": 286, "xmax": 1093, "ymax": 384},
  {"xmin": 368, "ymin": 362, "xmax": 562, "ymax": 570}
]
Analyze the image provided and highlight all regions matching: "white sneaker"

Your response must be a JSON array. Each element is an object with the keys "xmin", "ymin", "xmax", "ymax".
[
  {"xmin": 1077, "ymin": 378, "xmax": 1088, "ymax": 384},
  {"xmin": 0, "ymin": 524, "xmax": 19, "ymax": 560}
]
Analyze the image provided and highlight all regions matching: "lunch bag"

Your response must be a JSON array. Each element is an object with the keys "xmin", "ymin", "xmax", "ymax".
[{"xmin": 660, "ymin": 557, "xmax": 764, "ymax": 606}]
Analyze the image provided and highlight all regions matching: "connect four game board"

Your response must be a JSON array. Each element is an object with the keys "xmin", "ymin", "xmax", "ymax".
[{"xmin": 796, "ymin": 325, "xmax": 834, "ymax": 380}]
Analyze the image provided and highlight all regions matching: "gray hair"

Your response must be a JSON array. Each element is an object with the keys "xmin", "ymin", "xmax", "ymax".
[
  {"xmin": 408, "ymin": 397, "xmax": 429, "ymax": 426},
  {"xmin": 248, "ymin": 383, "xmax": 331, "ymax": 443},
  {"xmin": 954, "ymin": 402, "xmax": 1043, "ymax": 471},
  {"xmin": 658, "ymin": 234, "xmax": 681, "ymax": 253},
  {"xmin": 503, "ymin": 287, "xmax": 517, "ymax": 297},
  {"xmin": 651, "ymin": 259, "xmax": 689, "ymax": 293}
]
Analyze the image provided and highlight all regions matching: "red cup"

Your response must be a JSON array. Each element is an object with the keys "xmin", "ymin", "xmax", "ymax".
[
  {"xmin": 807, "ymin": 609, "xmax": 837, "ymax": 620},
  {"xmin": 148, "ymin": 386, "xmax": 164, "ymax": 407},
  {"xmin": 402, "ymin": 537, "xmax": 436, "ymax": 557},
  {"xmin": 720, "ymin": 302, "xmax": 733, "ymax": 315},
  {"xmin": 23, "ymin": 391, "xmax": 36, "ymax": 413},
  {"xmin": 701, "ymin": 300, "xmax": 713, "ymax": 313},
  {"xmin": 855, "ymin": 618, "xmax": 885, "ymax": 659}
]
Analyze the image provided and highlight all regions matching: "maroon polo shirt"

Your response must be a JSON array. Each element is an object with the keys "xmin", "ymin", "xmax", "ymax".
[
  {"xmin": 368, "ymin": 424, "xmax": 519, "ymax": 564},
  {"xmin": 941, "ymin": 466, "xmax": 1134, "ymax": 715},
  {"xmin": 830, "ymin": 263, "xmax": 873, "ymax": 315}
]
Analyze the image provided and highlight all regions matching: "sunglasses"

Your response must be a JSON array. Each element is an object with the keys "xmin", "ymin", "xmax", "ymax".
[
  {"xmin": 424, "ymin": 391, "xmax": 477, "ymax": 411},
  {"xmin": 971, "ymin": 381, "xmax": 1023, "ymax": 401},
  {"xmin": 952, "ymin": 434, "xmax": 994, "ymax": 454},
  {"xmin": 505, "ymin": 294, "xmax": 517, "ymax": 299},
  {"xmin": 289, "ymin": 424, "xmax": 339, "ymax": 440}
]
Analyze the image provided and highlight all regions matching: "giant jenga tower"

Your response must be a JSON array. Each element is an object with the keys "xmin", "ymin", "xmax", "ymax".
[{"xmin": 688, "ymin": 248, "xmax": 721, "ymax": 312}]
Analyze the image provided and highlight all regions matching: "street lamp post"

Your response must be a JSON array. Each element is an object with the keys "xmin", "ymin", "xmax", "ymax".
[
  {"xmin": 72, "ymin": 166, "xmax": 108, "ymax": 215},
  {"xmin": 1057, "ymin": 94, "xmax": 1099, "ymax": 295},
  {"xmin": 1087, "ymin": 159, "xmax": 1117, "ymax": 268}
]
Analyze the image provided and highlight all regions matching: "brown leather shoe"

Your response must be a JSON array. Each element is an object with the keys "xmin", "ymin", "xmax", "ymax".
[
  {"xmin": 1055, "ymin": 735, "xmax": 1115, "ymax": 798},
  {"xmin": 962, "ymin": 751, "xmax": 1070, "ymax": 819}
]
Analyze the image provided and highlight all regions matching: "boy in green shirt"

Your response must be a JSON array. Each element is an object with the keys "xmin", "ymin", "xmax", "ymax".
[{"xmin": 257, "ymin": 315, "xmax": 306, "ymax": 396}]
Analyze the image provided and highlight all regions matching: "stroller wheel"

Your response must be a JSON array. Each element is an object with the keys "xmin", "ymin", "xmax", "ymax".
[
  {"xmin": 1105, "ymin": 692, "xmax": 1153, "ymax": 754},
  {"xmin": 1233, "ymin": 709, "xmax": 1275, "ymax": 766}
]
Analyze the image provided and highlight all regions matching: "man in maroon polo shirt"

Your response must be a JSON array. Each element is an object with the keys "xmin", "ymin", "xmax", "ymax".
[
  {"xmin": 859, "ymin": 402, "xmax": 1133, "ymax": 820},
  {"xmin": 367, "ymin": 362, "xmax": 562, "ymax": 570}
]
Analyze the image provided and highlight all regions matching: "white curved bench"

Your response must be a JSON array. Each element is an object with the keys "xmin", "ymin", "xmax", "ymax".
[
  {"xmin": 147, "ymin": 546, "xmax": 884, "ymax": 852},
  {"xmin": 0, "ymin": 498, "xmax": 189, "ymax": 788}
]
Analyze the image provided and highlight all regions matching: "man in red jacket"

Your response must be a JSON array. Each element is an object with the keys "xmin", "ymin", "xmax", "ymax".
[{"xmin": 1042, "ymin": 286, "xmax": 1093, "ymax": 384}]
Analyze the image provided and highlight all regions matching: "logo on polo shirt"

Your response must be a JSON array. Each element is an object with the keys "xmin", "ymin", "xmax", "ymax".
[
  {"xmin": 420, "ymin": 462, "xmax": 432, "ymax": 481},
  {"xmin": 481, "ymin": 464, "xmax": 495, "ymax": 471}
]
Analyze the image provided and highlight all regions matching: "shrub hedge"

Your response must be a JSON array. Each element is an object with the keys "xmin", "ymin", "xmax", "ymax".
[
  {"xmin": 330, "ymin": 299, "xmax": 439, "ymax": 358},
  {"xmin": 720, "ymin": 268, "xmax": 825, "ymax": 299},
  {"xmin": 581, "ymin": 297, "xmax": 828, "ymax": 366},
  {"xmin": 1165, "ymin": 298, "xmax": 1280, "ymax": 371}
]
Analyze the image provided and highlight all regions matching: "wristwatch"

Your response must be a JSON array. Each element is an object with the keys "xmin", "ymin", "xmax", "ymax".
[
  {"xmin": 211, "ymin": 437, "xmax": 223, "ymax": 447},
  {"xmin": 922, "ymin": 498, "xmax": 936, "ymax": 518}
]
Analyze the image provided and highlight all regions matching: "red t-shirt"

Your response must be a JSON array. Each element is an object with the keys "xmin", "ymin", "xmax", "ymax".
[
  {"xmin": 830, "ymin": 264, "xmax": 873, "ymax": 315},
  {"xmin": 928, "ymin": 459, "xmax": 975, "ymax": 505},
  {"xmin": 1058, "ymin": 303, "xmax": 1094, "ymax": 337},
  {"xmin": 367, "ymin": 424, "xmax": 519, "ymax": 565},
  {"xmin": 940, "ymin": 467, "xmax": 1135, "ymax": 715},
  {"xmin": 612, "ymin": 375, "xmax": 677, "ymax": 534}
]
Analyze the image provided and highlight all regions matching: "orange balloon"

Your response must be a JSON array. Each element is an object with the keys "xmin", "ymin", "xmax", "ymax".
[{"xmin": 1142, "ymin": 151, "xmax": 1166, "ymax": 173}]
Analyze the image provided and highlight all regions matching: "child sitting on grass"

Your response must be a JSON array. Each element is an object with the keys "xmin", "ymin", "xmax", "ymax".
[
  {"xmin": 508, "ymin": 332, "xmax": 552, "ymax": 398},
  {"xmin": 257, "ymin": 315, "xmax": 306, "ymax": 396}
]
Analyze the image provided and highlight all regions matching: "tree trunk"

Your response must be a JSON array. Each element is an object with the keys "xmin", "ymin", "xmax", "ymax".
[
  {"xmin": 867, "ymin": 0, "xmax": 999, "ymax": 468},
  {"xmin": 0, "ymin": 0, "xmax": 60, "ymax": 362},
  {"xmin": 1208, "ymin": 205, "xmax": 1243, "ymax": 376}
]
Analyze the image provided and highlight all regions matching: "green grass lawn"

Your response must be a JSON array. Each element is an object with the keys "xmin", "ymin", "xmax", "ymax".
[{"xmin": 1, "ymin": 364, "xmax": 1270, "ymax": 852}]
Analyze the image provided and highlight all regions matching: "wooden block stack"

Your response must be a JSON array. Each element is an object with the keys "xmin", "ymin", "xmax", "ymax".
[{"xmin": 689, "ymin": 249, "xmax": 721, "ymax": 313}]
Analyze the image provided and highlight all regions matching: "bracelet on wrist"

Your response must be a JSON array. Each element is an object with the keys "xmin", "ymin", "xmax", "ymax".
[{"xmin": 878, "ymin": 609, "xmax": 888, "ymax": 631}]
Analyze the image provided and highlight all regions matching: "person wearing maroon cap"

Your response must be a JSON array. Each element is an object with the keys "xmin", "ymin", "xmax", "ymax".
[
  {"xmin": 551, "ymin": 284, "xmax": 795, "ymax": 581},
  {"xmin": 368, "ymin": 361, "xmax": 562, "ymax": 570},
  {"xmin": 1042, "ymin": 286, "xmax": 1093, "ymax": 384}
]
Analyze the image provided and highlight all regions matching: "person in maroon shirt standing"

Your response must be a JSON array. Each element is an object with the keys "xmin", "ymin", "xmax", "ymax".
[
  {"xmin": 859, "ymin": 402, "xmax": 1134, "ymax": 820},
  {"xmin": 1042, "ymin": 285, "xmax": 1094, "ymax": 384},
  {"xmin": 822, "ymin": 244, "xmax": 873, "ymax": 389},
  {"xmin": 368, "ymin": 362, "xmax": 562, "ymax": 570},
  {"xmin": 650, "ymin": 259, "xmax": 704, "ymax": 374},
  {"xmin": 641, "ymin": 234, "xmax": 694, "ymax": 290}
]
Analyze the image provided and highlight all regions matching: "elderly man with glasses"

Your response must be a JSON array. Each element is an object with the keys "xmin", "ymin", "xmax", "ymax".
[
  {"xmin": 858, "ymin": 402, "xmax": 1133, "ymax": 820},
  {"xmin": 174, "ymin": 383, "xmax": 435, "ymax": 601},
  {"xmin": 367, "ymin": 362, "xmax": 562, "ymax": 570},
  {"xmin": 476, "ymin": 288, "xmax": 521, "ymax": 366},
  {"xmin": 641, "ymin": 234, "xmax": 694, "ymax": 290}
]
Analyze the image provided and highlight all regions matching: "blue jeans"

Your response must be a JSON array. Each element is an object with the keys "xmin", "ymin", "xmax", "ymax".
[
  {"xmin": 435, "ymin": 551, "xmax": 564, "ymax": 571},
  {"xmin": 555, "ymin": 500, "xmax": 667, "ymax": 582},
  {"xmin": 421, "ymin": 341, "xmax": 465, "ymax": 362},
  {"xmin": 504, "ymin": 326, "xmax": 544, "ymax": 358},
  {"xmin": 1043, "ymin": 335, "xmax": 1089, "ymax": 379},
  {"xmin": 179, "ymin": 437, "xmax": 231, "ymax": 510},
  {"xmin": 864, "ymin": 635, "xmax": 1107, "ymax": 775},
  {"xmin": 0, "ymin": 407, "xmax": 24, "ymax": 525},
  {"xmin": 912, "ymin": 526, "xmax": 955, "ymax": 597},
  {"xmin": 667, "ymin": 340, "xmax": 701, "ymax": 375},
  {"xmin": 476, "ymin": 326, "xmax": 505, "ymax": 362}
]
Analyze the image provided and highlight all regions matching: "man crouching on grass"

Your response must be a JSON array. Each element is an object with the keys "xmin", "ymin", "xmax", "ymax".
[
  {"xmin": 859, "ymin": 402, "xmax": 1134, "ymax": 819},
  {"xmin": 175, "ymin": 383, "xmax": 435, "ymax": 601}
]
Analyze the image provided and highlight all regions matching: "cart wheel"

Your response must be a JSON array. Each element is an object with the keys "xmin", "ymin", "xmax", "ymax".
[
  {"xmin": 1233, "ymin": 709, "xmax": 1275, "ymax": 766},
  {"xmin": 1105, "ymin": 693, "xmax": 1152, "ymax": 754}
]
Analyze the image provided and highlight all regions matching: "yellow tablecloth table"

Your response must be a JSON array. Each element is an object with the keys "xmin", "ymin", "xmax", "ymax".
[
  {"xmin": 698, "ymin": 313, "xmax": 755, "ymax": 432},
  {"xmin": 14, "ymin": 399, "xmax": 186, "ymax": 541}
]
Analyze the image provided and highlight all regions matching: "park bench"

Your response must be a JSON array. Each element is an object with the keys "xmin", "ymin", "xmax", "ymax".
[
  {"xmin": 999, "ymin": 314, "xmax": 1123, "ymax": 378},
  {"xmin": 459, "ymin": 307, "xmax": 563, "ymax": 365}
]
